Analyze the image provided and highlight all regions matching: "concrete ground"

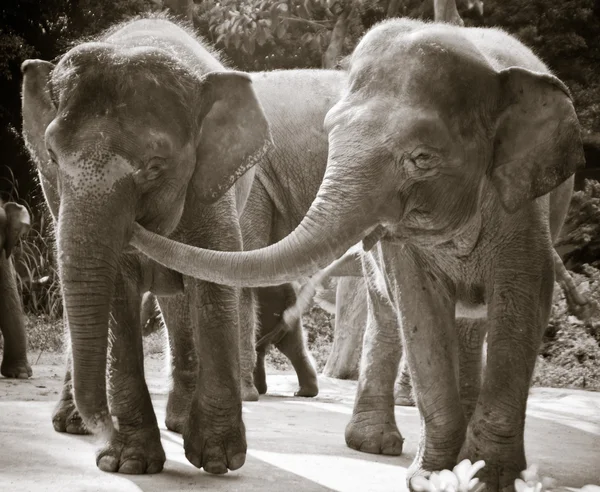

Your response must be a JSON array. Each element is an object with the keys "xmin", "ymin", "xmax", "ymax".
[{"xmin": 0, "ymin": 353, "xmax": 599, "ymax": 492}]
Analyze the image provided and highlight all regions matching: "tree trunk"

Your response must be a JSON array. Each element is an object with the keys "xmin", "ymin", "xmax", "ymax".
[
  {"xmin": 386, "ymin": 0, "xmax": 402, "ymax": 18},
  {"xmin": 322, "ymin": 6, "xmax": 353, "ymax": 69},
  {"xmin": 434, "ymin": 0, "xmax": 464, "ymax": 25}
]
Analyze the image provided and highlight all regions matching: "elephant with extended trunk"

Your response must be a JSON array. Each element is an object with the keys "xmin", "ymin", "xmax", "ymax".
[
  {"xmin": 131, "ymin": 19, "xmax": 584, "ymax": 489},
  {"xmin": 21, "ymin": 16, "xmax": 272, "ymax": 474},
  {"xmin": 0, "ymin": 201, "xmax": 31, "ymax": 379}
]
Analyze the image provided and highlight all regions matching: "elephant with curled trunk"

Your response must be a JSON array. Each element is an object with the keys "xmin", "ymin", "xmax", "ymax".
[
  {"xmin": 0, "ymin": 201, "xmax": 31, "ymax": 379},
  {"xmin": 131, "ymin": 19, "xmax": 585, "ymax": 489},
  {"xmin": 21, "ymin": 16, "xmax": 272, "ymax": 474}
]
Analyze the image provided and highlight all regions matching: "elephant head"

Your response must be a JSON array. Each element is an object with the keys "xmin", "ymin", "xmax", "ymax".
[
  {"xmin": 21, "ymin": 35, "xmax": 272, "ymax": 434},
  {"xmin": 130, "ymin": 21, "xmax": 584, "ymax": 289},
  {"xmin": 0, "ymin": 202, "xmax": 31, "ymax": 258}
]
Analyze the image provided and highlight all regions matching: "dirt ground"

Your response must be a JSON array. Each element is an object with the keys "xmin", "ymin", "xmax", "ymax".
[{"xmin": 0, "ymin": 352, "xmax": 599, "ymax": 492}]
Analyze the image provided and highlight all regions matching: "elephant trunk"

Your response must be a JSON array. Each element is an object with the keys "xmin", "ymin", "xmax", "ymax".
[
  {"xmin": 131, "ymin": 157, "xmax": 378, "ymax": 287},
  {"xmin": 57, "ymin": 191, "xmax": 134, "ymax": 436}
]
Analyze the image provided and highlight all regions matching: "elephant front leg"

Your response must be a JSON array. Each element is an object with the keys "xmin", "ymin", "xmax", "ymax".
[
  {"xmin": 96, "ymin": 274, "xmax": 165, "ymax": 474},
  {"xmin": 345, "ymin": 280, "xmax": 404, "ymax": 456},
  {"xmin": 393, "ymin": 353, "xmax": 414, "ymax": 406},
  {"xmin": 394, "ymin": 253, "xmax": 465, "ymax": 482},
  {"xmin": 0, "ymin": 254, "xmax": 31, "ymax": 379},
  {"xmin": 158, "ymin": 294, "xmax": 197, "ymax": 434},
  {"xmin": 458, "ymin": 255, "xmax": 554, "ymax": 490},
  {"xmin": 184, "ymin": 280, "xmax": 246, "ymax": 474}
]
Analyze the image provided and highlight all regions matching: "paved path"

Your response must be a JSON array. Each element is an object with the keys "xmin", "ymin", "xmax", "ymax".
[{"xmin": 0, "ymin": 354, "xmax": 599, "ymax": 491}]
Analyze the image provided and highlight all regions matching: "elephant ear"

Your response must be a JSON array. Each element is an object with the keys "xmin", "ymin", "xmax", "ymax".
[
  {"xmin": 21, "ymin": 59, "xmax": 60, "ymax": 218},
  {"xmin": 2, "ymin": 203, "xmax": 31, "ymax": 258},
  {"xmin": 490, "ymin": 66, "xmax": 585, "ymax": 213},
  {"xmin": 193, "ymin": 71, "xmax": 273, "ymax": 204}
]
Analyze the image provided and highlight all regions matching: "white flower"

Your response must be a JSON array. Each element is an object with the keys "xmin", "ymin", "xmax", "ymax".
[
  {"xmin": 410, "ymin": 460, "xmax": 486, "ymax": 492},
  {"xmin": 514, "ymin": 464, "xmax": 557, "ymax": 492},
  {"xmin": 453, "ymin": 459, "xmax": 486, "ymax": 492}
]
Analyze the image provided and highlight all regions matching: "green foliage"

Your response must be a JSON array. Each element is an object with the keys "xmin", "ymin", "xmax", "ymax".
[
  {"xmin": 0, "ymin": 0, "xmax": 159, "ymax": 201},
  {"xmin": 536, "ymin": 266, "xmax": 600, "ymax": 389},
  {"xmin": 197, "ymin": 0, "xmax": 334, "ymax": 69},
  {"xmin": 484, "ymin": 0, "xmax": 600, "ymax": 132},
  {"xmin": 267, "ymin": 305, "xmax": 333, "ymax": 371},
  {"xmin": 557, "ymin": 180, "xmax": 600, "ymax": 269},
  {"xmin": 13, "ymin": 208, "xmax": 63, "ymax": 320}
]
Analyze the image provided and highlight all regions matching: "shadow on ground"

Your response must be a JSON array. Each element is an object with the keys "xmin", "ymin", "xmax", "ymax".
[{"xmin": 0, "ymin": 353, "xmax": 598, "ymax": 491}]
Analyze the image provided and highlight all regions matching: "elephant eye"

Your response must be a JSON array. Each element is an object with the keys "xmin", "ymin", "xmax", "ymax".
[
  {"xmin": 47, "ymin": 148, "xmax": 58, "ymax": 166},
  {"xmin": 145, "ymin": 157, "xmax": 166, "ymax": 180},
  {"xmin": 410, "ymin": 149, "xmax": 439, "ymax": 170}
]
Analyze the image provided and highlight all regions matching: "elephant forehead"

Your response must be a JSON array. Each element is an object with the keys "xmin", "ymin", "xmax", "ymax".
[
  {"xmin": 349, "ymin": 23, "xmax": 497, "ymax": 109},
  {"xmin": 60, "ymin": 150, "xmax": 134, "ymax": 199},
  {"xmin": 52, "ymin": 44, "xmax": 196, "ymax": 135}
]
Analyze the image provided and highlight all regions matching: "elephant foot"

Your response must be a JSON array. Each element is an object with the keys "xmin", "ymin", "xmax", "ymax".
[
  {"xmin": 241, "ymin": 381, "xmax": 260, "ymax": 402},
  {"xmin": 457, "ymin": 420, "xmax": 526, "ymax": 492},
  {"xmin": 1, "ymin": 358, "xmax": 32, "ymax": 379},
  {"xmin": 255, "ymin": 377, "xmax": 267, "ymax": 395},
  {"xmin": 184, "ymin": 397, "xmax": 247, "ymax": 474},
  {"xmin": 394, "ymin": 386, "xmax": 415, "ymax": 406},
  {"xmin": 294, "ymin": 381, "xmax": 318, "ymax": 397},
  {"xmin": 97, "ymin": 426, "xmax": 165, "ymax": 474},
  {"xmin": 166, "ymin": 386, "xmax": 192, "ymax": 434},
  {"xmin": 345, "ymin": 410, "xmax": 404, "ymax": 456},
  {"xmin": 52, "ymin": 398, "xmax": 90, "ymax": 435},
  {"xmin": 293, "ymin": 358, "xmax": 319, "ymax": 397},
  {"xmin": 253, "ymin": 360, "xmax": 268, "ymax": 395}
]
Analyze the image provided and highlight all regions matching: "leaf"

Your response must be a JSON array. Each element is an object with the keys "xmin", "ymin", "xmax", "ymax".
[
  {"xmin": 244, "ymin": 36, "xmax": 256, "ymax": 55},
  {"xmin": 256, "ymin": 25, "xmax": 267, "ymax": 46},
  {"xmin": 275, "ymin": 21, "xmax": 287, "ymax": 39},
  {"xmin": 309, "ymin": 34, "xmax": 321, "ymax": 51}
]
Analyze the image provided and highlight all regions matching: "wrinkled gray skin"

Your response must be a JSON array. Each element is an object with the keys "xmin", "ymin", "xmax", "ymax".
[
  {"xmin": 290, "ymin": 243, "xmax": 588, "ymax": 407},
  {"xmin": 130, "ymin": 19, "xmax": 585, "ymax": 489},
  {"xmin": 138, "ymin": 68, "xmax": 347, "ymax": 400},
  {"xmin": 21, "ymin": 17, "xmax": 272, "ymax": 474},
  {"xmin": 244, "ymin": 69, "xmax": 345, "ymax": 398},
  {"xmin": 0, "ymin": 201, "xmax": 31, "ymax": 379}
]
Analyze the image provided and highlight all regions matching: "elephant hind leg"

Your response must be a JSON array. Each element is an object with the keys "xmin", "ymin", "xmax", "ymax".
[
  {"xmin": 274, "ymin": 317, "xmax": 318, "ymax": 397},
  {"xmin": 239, "ymin": 287, "xmax": 259, "ymax": 401},
  {"xmin": 393, "ymin": 354, "xmax": 415, "ymax": 406},
  {"xmin": 159, "ymin": 294, "xmax": 196, "ymax": 434},
  {"xmin": 52, "ymin": 352, "xmax": 90, "ymax": 435},
  {"xmin": 345, "ymin": 279, "xmax": 404, "ymax": 456},
  {"xmin": 258, "ymin": 284, "xmax": 318, "ymax": 397},
  {"xmin": 253, "ymin": 348, "xmax": 268, "ymax": 395}
]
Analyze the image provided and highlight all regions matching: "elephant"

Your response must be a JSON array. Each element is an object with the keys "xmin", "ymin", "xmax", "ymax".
[
  {"xmin": 21, "ymin": 16, "xmax": 272, "ymax": 474},
  {"xmin": 0, "ymin": 201, "xmax": 31, "ymax": 379},
  {"xmin": 129, "ymin": 19, "xmax": 585, "ymax": 489},
  {"xmin": 279, "ymin": 242, "xmax": 590, "ymax": 406}
]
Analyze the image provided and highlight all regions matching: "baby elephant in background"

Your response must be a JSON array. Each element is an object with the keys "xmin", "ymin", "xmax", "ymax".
[{"xmin": 0, "ymin": 201, "xmax": 31, "ymax": 379}]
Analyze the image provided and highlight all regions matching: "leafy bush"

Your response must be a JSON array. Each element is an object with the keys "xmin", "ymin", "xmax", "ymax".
[
  {"xmin": 13, "ymin": 209, "xmax": 62, "ymax": 320},
  {"xmin": 535, "ymin": 265, "xmax": 600, "ymax": 389},
  {"xmin": 557, "ymin": 180, "xmax": 600, "ymax": 269}
]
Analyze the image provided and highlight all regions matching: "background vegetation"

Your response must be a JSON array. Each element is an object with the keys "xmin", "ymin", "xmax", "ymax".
[{"xmin": 1, "ymin": 0, "xmax": 599, "ymax": 389}]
